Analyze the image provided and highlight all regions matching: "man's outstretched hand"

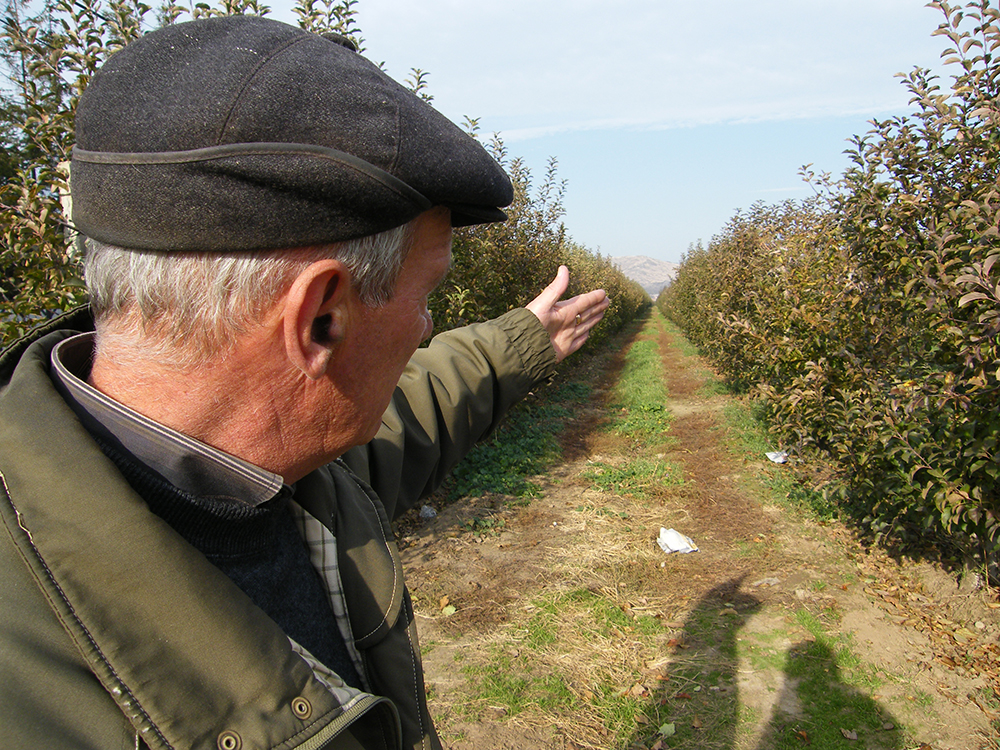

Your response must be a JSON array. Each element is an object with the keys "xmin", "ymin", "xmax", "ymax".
[{"xmin": 526, "ymin": 266, "xmax": 611, "ymax": 362}]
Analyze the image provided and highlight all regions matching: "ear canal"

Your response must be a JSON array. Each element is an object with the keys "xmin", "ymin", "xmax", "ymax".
[
  {"xmin": 312, "ymin": 313, "xmax": 344, "ymax": 346},
  {"xmin": 312, "ymin": 314, "xmax": 334, "ymax": 345}
]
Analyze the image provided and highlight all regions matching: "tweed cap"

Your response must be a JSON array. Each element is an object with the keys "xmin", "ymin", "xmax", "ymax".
[{"xmin": 70, "ymin": 16, "xmax": 513, "ymax": 252}]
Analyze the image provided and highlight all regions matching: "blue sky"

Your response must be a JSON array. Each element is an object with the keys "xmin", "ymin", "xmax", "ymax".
[{"xmin": 271, "ymin": 1, "xmax": 952, "ymax": 263}]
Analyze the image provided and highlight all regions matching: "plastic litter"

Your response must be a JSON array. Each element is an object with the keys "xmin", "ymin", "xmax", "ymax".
[
  {"xmin": 657, "ymin": 527, "xmax": 698, "ymax": 554},
  {"xmin": 419, "ymin": 505, "xmax": 437, "ymax": 519},
  {"xmin": 765, "ymin": 451, "xmax": 788, "ymax": 464}
]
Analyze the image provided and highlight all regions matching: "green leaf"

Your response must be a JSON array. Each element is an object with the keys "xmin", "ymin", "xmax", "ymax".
[
  {"xmin": 959, "ymin": 291, "xmax": 990, "ymax": 306},
  {"xmin": 658, "ymin": 723, "xmax": 676, "ymax": 737}
]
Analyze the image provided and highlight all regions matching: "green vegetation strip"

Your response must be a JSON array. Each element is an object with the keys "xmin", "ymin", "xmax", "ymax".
[
  {"xmin": 582, "ymin": 458, "xmax": 680, "ymax": 500},
  {"xmin": 446, "ymin": 380, "xmax": 592, "ymax": 501},
  {"xmin": 604, "ymin": 333, "xmax": 672, "ymax": 440},
  {"xmin": 580, "ymin": 313, "xmax": 682, "ymax": 499}
]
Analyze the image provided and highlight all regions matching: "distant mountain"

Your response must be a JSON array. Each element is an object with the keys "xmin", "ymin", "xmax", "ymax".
[{"xmin": 610, "ymin": 255, "xmax": 679, "ymax": 299}]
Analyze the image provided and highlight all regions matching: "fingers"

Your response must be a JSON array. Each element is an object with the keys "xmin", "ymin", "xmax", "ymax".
[
  {"xmin": 570, "ymin": 288, "xmax": 610, "ymax": 318},
  {"xmin": 561, "ymin": 289, "xmax": 610, "ymax": 328},
  {"xmin": 555, "ymin": 323, "xmax": 596, "ymax": 361},
  {"xmin": 552, "ymin": 292, "xmax": 611, "ymax": 362}
]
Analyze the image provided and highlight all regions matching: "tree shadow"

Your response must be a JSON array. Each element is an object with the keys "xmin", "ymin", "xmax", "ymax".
[{"xmin": 630, "ymin": 576, "xmax": 904, "ymax": 750}]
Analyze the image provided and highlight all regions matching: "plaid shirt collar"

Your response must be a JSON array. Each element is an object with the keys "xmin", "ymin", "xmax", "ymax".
[{"xmin": 50, "ymin": 332, "xmax": 283, "ymax": 507}]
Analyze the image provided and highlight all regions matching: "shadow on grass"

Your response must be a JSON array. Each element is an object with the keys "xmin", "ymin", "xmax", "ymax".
[
  {"xmin": 753, "ymin": 639, "xmax": 903, "ymax": 750},
  {"xmin": 631, "ymin": 577, "xmax": 903, "ymax": 750}
]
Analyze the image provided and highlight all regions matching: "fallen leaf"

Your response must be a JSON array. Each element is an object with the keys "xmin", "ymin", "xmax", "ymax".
[
  {"xmin": 629, "ymin": 683, "xmax": 648, "ymax": 698},
  {"xmin": 438, "ymin": 596, "xmax": 449, "ymax": 609},
  {"xmin": 650, "ymin": 741, "xmax": 664, "ymax": 750},
  {"xmin": 795, "ymin": 729, "xmax": 809, "ymax": 744},
  {"xmin": 441, "ymin": 605, "xmax": 457, "ymax": 617},
  {"xmin": 691, "ymin": 716, "xmax": 703, "ymax": 729},
  {"xmin": 657, "ymin": 723, "xmax": 675, "ymax": 738},
  {"xmin": 840, "ymin": 728, "xmax": 858, "ymax": 741},
  {"xmin": 675, "ymin": 692, "xmax": 692, "ymax": 700},
  {"xmin": 954, "ymin": 627, "xmax": 976, "ymax": 644}
]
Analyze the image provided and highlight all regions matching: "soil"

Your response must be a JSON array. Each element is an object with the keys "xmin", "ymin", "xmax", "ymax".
[{"xmin": 394, "ymin": 316, "xmax": 1000, "ymax": 750}]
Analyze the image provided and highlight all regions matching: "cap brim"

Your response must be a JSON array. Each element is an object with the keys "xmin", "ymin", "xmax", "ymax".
[{"xmin": 448, "ymin": 204, "xmax": 509, "ymax": 228}]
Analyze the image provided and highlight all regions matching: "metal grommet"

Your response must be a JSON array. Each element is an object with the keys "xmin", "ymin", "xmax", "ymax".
[
  {"xmin": 217, "ymin": 730, "xmax": 242, "ymax": 750},
  {"xmin": 292, "ymin": 696, "xmax": 313, "ymax": 720}
]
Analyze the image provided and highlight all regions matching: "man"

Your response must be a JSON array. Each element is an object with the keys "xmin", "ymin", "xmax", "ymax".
[{"xmin": 0, "ymin": 15, "xmax": 609, "ymax": 750}]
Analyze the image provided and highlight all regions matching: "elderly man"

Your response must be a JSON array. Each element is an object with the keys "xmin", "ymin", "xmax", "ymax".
[{"xmin": 0, "ymin": 14, "xmax": 609, "ymax": 750}]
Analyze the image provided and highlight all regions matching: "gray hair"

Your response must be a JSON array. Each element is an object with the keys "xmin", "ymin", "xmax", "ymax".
[{"xmin": 85, "ymin": 221, "xmax": 414, "ymax": 368}]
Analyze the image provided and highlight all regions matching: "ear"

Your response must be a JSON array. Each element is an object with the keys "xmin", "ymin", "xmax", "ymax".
[{"xmin": 283, "ymin": 260, "xmax": 352, "ymax": 379}]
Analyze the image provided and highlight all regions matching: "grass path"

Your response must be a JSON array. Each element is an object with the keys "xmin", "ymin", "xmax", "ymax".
[{"xmin": 396, "ymin": 309, "xmax": 998, "ymax": 750}]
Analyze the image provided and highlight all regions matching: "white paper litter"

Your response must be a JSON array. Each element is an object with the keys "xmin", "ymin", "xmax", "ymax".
[
  {"xmin": 657, "ymin": 527, "xmax": 698, "ymax": 554},
  {"xmin": 765, "ymin": 451, "xmax": 788, "ymax": 464}
]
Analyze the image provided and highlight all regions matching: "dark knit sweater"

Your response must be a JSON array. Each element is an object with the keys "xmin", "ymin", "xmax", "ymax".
[{"xmin": 95, "ymin": 437, "xmax": 363, "ymax": 690}]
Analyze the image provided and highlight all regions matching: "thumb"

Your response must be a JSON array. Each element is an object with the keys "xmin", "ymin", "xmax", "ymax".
[{"xmin": 530, "ymin": 265, "xmax": 569, "ymax": 312}]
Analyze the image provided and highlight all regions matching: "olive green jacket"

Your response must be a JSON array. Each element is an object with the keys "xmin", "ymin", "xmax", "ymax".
[{"xmin": 0, "ymin": 306, "xmax": 556, "ymax": 750}]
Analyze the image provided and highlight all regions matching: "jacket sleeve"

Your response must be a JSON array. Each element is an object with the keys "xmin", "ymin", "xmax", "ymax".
[{"xmin": 339, "ymin": 308, "xmax": 557, "ymax": 521}]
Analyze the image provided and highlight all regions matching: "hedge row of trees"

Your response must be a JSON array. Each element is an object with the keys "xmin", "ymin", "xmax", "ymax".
[
  {"xmin": 432, "ymin": 141, "xmax": 648, "ymax": 346},
  {"xmin": 0, "ymin": 0, "xmax": 647, "ymax": 349},
  {"xmin": 659, "ymin": 0, "xmax": 999, "ymax": 573}
]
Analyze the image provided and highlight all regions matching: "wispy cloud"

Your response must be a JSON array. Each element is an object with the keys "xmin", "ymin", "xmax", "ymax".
[
  {"xmin": 490, "ymin": 97, "xmax": 919, "ymax": 143},
  {"xmin": 330, "ymin": 0, "xmax": 948, "ymax": 140}
]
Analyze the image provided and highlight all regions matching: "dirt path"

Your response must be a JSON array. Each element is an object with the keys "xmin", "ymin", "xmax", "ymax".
[{"xmin": 397, "ymin": 312, "xmax": 999, "ymax": 750}]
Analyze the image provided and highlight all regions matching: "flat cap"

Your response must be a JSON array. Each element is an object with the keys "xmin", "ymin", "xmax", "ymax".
[{"xmin": 70, "ymin": 16, "xmax": 513, "ymax": 252}]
